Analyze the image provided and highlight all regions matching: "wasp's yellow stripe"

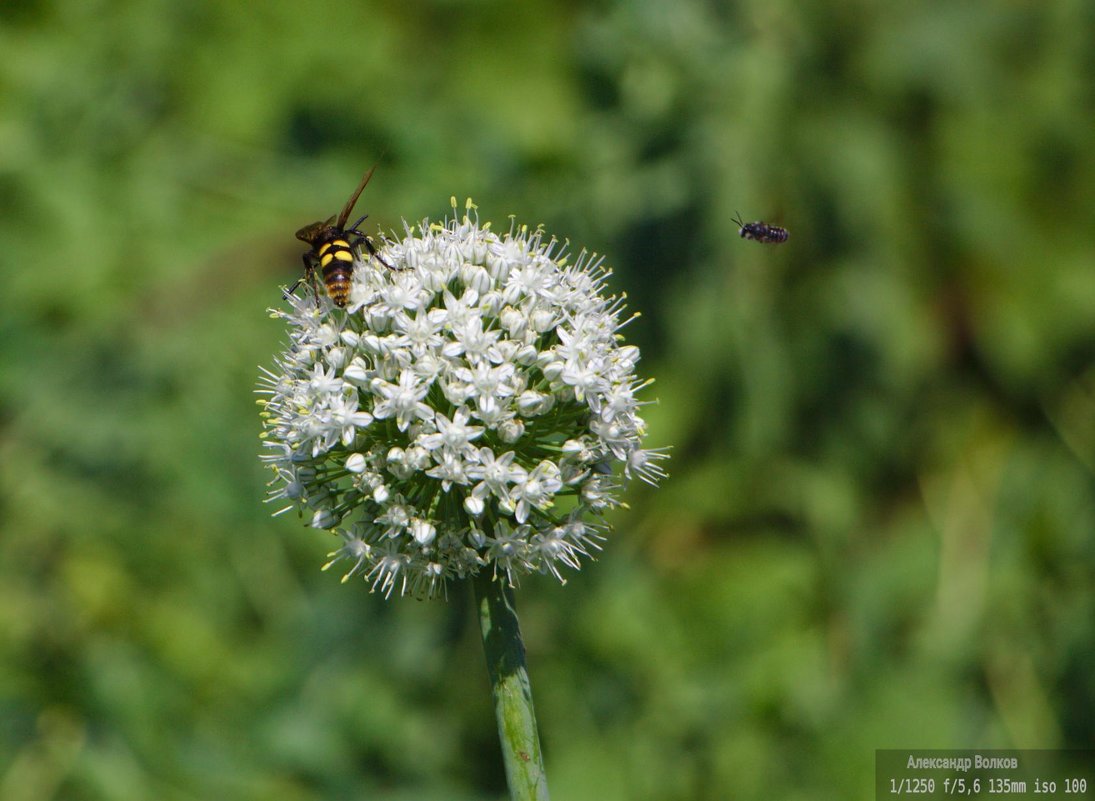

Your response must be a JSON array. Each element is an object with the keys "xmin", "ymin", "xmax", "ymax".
[
  {"xmin": 320, "ymin": 252, "xmax": 334, "ymax": 267},
  {"xmin": 318, "ymin": 242, "xmax": 333, "ymax": 256},
  {"xmin": 334, "ymin": 250, "xmax": 353, "ymax": 262}
]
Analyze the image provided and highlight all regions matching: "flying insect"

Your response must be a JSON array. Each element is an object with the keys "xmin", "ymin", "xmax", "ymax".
[
  {"xmin": 289, "ymin": 165, "xmax": 392, "ymax": 307},
  {"xmin": 733, "ymin": 213, "xmax": 789, "ymax": 244}
]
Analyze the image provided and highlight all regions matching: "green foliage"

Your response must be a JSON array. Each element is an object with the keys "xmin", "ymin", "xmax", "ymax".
[{"xmin": 2, "ymin": 0, "xmax": 1094, "ymax": 799}]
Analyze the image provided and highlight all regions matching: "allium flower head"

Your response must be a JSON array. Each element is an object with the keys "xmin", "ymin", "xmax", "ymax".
[{"xmin": 258, "ymin": 199, "xmax": 667, "ymax": 598}]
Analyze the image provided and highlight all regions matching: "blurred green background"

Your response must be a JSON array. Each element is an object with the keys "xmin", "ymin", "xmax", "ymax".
[{"xmin": 2, "ymin": 1, "xmax": 1094, "ymax": 799}]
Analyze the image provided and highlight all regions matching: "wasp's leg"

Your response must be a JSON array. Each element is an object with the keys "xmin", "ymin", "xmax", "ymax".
[
  {"xmin": 285, "ymin": 255, "xmax": 321, "ymax": 301},
  {"xmin": 304, "ymin": 255, "xmax": 323, "ymax": 300},
  {"xmin": 349, "ymin": 230, "xmax": 396, "ymax": 270}
]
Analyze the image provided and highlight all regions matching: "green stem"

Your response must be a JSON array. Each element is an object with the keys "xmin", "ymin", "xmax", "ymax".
[{"xmin": 473, "ymin": 570, "xmax": 551, "ymax": 801}]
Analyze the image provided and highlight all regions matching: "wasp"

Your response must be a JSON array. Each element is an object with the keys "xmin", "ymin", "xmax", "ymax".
[
  {"xmin": 733, "ymin": 213, "xmax": 789, "ymax": 244},
  {"xmin": 289, "ymin": 164, "xmax": 392, "ymax": 307}
]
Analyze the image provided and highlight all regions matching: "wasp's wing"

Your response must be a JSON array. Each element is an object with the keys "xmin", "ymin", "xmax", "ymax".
[{"xmin": 336, "ymin": 163, "xmax": 379, "ymax": 229}]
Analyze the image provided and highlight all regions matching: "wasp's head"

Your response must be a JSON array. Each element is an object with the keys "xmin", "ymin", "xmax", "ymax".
[{"xmin": 295, "ymin": 216, "xmax": 336, "ymax": 245}]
